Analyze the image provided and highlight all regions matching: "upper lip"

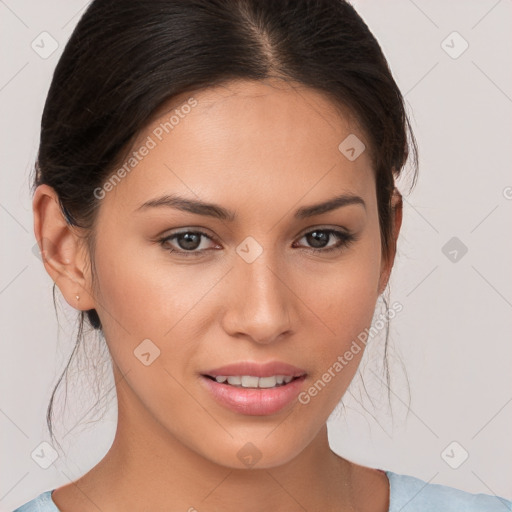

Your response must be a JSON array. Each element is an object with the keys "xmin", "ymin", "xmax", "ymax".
[{"xmin": 202, "ymin": 361, "xmax": 307, "ymax": 378}]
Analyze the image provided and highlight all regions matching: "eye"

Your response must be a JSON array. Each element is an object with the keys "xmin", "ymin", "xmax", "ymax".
[
  {"xmin": 159, "ymin": 230, "xmax": 219, "ymax": 257},
  {"xmin": 293, "ymin": 228, "xmax": 357, "ymax": 254}
]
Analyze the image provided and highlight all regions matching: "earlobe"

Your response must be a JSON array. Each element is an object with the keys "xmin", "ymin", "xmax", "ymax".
[{"xmin": 33, "ymin": 184, "xmax": 95, "ymax": 311}]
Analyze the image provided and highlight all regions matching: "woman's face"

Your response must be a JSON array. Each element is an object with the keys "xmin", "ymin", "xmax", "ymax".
[{"xmin": 71, "ymin": 79, "xmax": 396, "ymax": 468}]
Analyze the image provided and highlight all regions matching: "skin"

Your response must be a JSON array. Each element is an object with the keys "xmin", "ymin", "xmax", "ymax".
[{"xmin": 33, "ymin": 78, "xmax": 402, "ymax": 512}]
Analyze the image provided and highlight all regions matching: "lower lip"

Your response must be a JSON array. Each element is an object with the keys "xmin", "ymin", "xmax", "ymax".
[{"xmin": 199, "ymin": 375, "xmax": 307, "ymax": 416}]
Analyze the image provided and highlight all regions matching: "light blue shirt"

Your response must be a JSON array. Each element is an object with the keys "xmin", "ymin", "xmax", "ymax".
[{"xmin": 12, "ymin": 470, "xmax": 512, "ymax": 511}]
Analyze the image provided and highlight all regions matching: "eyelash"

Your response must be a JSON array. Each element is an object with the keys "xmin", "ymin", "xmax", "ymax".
[{"xmin": 158, "ymin": 228, "xmax": 357, "ymax": 257}]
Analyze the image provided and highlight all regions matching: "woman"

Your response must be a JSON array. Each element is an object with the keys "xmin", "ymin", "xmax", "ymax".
[{"xmin": 13, "ymin": 0, "xmax": 511, "ymax": 510}]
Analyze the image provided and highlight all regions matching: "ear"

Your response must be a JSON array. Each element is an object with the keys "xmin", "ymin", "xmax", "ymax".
[
  {"xmin": 33, "ymin": 184, "xmax": 95, "ymax": 311},
  {"xmin": 377, "ymin": 186, "xmax": 403, "ymax": 295}
]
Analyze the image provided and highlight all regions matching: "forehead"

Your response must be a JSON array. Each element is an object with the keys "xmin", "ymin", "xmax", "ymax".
[{"xmin": 99, "ymin": 78, "xmax": 375, "ymax": 216}]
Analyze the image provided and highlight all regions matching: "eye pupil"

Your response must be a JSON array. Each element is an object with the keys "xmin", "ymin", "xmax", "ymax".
[
  {"xmin": 178, "ymin": 232, "xmax": 201, "ymax": 250},
  {"xmin": 307, "ymin": 230, "xmax": 329, "ymax": 248}
]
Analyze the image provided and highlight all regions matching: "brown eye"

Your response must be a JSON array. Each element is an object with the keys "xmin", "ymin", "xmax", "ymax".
[
  {"xmin": 173, "ymin": 232, "xmax": 202, "ymax": 250},
  {"xmin": 295, "ymin": 229, "xmax": 356, "ymax": 253},
  {"xmin": 160, "ymin": 230, "xmax": 217, "ymax": 256}
]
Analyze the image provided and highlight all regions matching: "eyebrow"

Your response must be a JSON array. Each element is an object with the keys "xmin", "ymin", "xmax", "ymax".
[{"xmin": 135, "ymin": 193, "xmax": 366, "ymax": 221}]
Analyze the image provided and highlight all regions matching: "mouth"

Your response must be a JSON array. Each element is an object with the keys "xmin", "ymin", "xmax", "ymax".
[{"xmin": 199, "ymin": 373, "xmax": 308, "ymax": 415}]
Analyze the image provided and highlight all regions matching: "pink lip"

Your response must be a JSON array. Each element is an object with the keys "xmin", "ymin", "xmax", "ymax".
[
  {"xmin": 202, "ymin": 361, "xmax": 307, "ymax": 378},
  {"xmin": 199, "ymin": 374, "xmax": 307, "ymax": 416}
]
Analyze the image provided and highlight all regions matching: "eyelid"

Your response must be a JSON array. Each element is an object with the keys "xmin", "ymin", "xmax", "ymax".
[
  {"xmin": 160, "ymin": 228, "xmax": 220, "ymax": 248},
  {"xmin": 295, "ymin": 224, "xmax": 352, "ymax": 238},
  {"xmin": 157, "ymin": 226, "xmax": 219, "ymax": 244}
]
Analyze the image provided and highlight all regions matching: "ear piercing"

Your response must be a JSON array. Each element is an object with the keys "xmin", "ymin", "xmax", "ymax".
[{"xmin": 76, "ymin": 295, "xmax": 80, "ymax": 301}]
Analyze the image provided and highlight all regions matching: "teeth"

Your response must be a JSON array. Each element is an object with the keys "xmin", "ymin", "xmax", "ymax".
[
  {"xmin": 258, "ymin": 376, "xmax": 279, "ymax": 388},
  {"xmin": 227, "ymin": 376, "xmax": 242, "ymax": 386},
  {"xmin": 212, "ymin": 375, "xmax": 297, "ymax": 388},
  {"xmin": 241, "ymin": 375, "xmax": 259, "ymax": 387}
]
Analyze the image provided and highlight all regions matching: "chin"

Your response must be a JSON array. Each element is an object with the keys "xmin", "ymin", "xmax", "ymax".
[{"xmin": 196, "ymin": 431, "xmax": 309, "ymax": 471}]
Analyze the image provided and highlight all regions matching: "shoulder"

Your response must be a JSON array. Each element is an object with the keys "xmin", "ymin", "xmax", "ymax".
[
  {"xmin": 12, "ymin": 490, "xmax": 60, "ymax": 512},
  {"xmin": 385, "ymin": 470, "xmax": 512, "ymax": 512}
]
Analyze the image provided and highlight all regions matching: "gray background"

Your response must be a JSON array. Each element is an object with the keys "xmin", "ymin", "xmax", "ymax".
[{"xmin": 1, "ymin": 0, "xmax": 511, "ymax": 509}]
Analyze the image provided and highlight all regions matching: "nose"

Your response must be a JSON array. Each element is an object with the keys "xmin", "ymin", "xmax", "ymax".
[{"xmin": 220, "ymin": 251, "xmax": 294, "ymax": 345}]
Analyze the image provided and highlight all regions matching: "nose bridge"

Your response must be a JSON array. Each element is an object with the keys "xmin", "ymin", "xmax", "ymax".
[{"xmin": 223, "ymin": 242, "xmax": 293, "ymax": 343}]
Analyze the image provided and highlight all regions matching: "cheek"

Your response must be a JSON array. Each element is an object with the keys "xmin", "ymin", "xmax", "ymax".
[
  {"xmin": 296, "ymin": 279, "xmax": 379, "ymax": 423},
  {"xmin": 298, "ymin": 233, "xmax": 382, "ymax": 392},
  {"xmin": 305, "ymin": 233, "xmax": 382, "ymax": 337},
  {"xmin": 90, "ymin": 233, "xmax": 226, "ymax": 379},
  {"xmin": 92, "ymin": 233, "xmax": 210, "ymax": 333}
]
